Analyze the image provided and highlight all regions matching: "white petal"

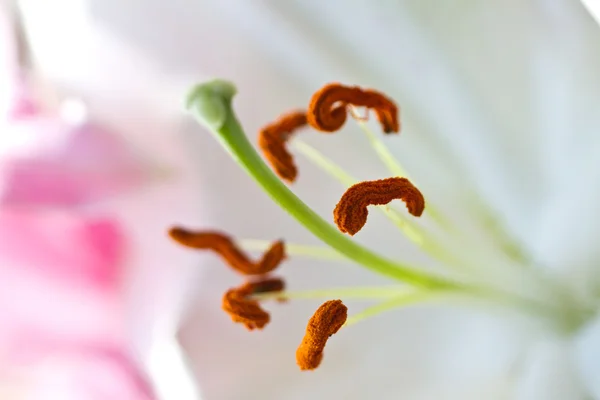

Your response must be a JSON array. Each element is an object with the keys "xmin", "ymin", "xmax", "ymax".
[
  {"xmin": 574, "ymin": 312, "xmax": 600, "ymax": 399},
  {"xmin": 181, "ymin": 297, "xmax": 531, "ymax": 399},
  {"xmin": 581, "ymin": 0, "xmax": 600, "ymax": 26},
  {"xmin": 86, "ymin": 0, "xmax": 600, "ymax": 250},
  {"xmin": 512, "ymin": 337, "xmax": 588, "ymax": 400},
  {"xmin": 526, "ymin": 0, "xmax": 600, "ymax": 285}
]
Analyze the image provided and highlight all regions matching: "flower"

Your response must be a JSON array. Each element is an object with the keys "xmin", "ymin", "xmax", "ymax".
[
  {"xmin": 171, "ymin": 75, "xmax": 598, "ymax": 397},
  {"xmin": 172, "ymin": 0, "xmax": 596, "ymax": 384},
  {"xmin": 0, "ymin": 209, "xmax": 158, "ymax": 399},
  {"xmin": 0, "ymin": 7, "xmax": 173, "ymax": 396},
  {"xmin": 10, "ymin": 0, "xmax": 213, "ymax": 395},
  {"xmin": 0, "ymin": 95, "xmax": 161, "ymax": 398},
  {"xmin": 53, "ymin": 0, "xmax": 600, "ymax": 398},
  {"xmin": 0, "ymin": 89, "xmax": 156, "ymax": 207}
]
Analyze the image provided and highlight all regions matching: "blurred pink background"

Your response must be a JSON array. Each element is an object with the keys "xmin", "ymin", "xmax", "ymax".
[{"xmin": 0, "ymin": 1, "xmax": 201, "ymax": 398}]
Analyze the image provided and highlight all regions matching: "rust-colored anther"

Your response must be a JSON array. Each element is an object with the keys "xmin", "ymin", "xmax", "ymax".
[
  {"xmin": 250, "ymin": 276, "xmax": 287, "ymax": 303},
  {"xmin": 258, "ymin": 110, "xmax": 308, "ymax": 183},
  {"xmin": 168, "ymin": 227, "xmax": 285, "ymax": 275},
  {"xmin": 333, "ymin": 177, "xmax": 425, "ymax": 235},
  {"xmin": 222, "ymin": 285, "xmax": 269, "ymax": 330},
  {"xmin": 296, "ymin": 299, "xmax": 348, "ymax": 370},
  {"xmin": 307, "ymin": 83, "xmax": 400, "ymax": 133},
  {"xmin": 247, "ymin": 277, "xmax": 286, "ymax": 294},
  {"xmin": 222, "ymin": 278, "xmax": 286, "ymax": 330}
]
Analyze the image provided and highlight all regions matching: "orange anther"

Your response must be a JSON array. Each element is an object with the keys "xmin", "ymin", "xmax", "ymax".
[
  {"xmin": 168, "ymin": 227, "xmax": 285, "ymax": 275},
  {"xmin": 296, "ymin": 299, "xmax": 348, "ymax": 370},
  {"xmin": 258, "ymin": 110, "xmax": 308, "ymax": 183},
  {"xmin": 222, "ymin": 278, "xmax": 286, "ymax": 330},
  {"xmin": 333, "ymin": 177, "xmax": 424, "ymax": 235},
  {"xmin": 308, "ymin": 83, "xmax": 399, "ymax": 133}
]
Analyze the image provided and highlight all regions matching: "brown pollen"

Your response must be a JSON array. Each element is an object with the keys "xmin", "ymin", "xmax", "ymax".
[
  {"xmin": 333, "ymin": 177, "xmax": 425, "ymax": 235},
  {"xmin": 307, "ymin": 83, "xmax": 400, "ymax": 133},
  {"xmin": 247, "ymin": 277, "xmax": 286, "ymax": 295},
  {"xmin": 296, "ymin": 299, "xmax": 348, "ymax": 370},
  {"xmin": 168, "ymin": 227, "xmax": 285, "ymax": 275},
  {"xmin": 258, "ymin": 110, "xmax": 308, "ymax": 183},
  {"xmin": 222, "ymin": 277, "xmax": 286, "ymax": 330}
]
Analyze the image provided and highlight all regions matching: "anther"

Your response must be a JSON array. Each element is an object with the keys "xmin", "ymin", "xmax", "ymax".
[
  {"xmin": 308, "ymin": 83, "xmax": 399, "ymax": 133},
  {"xmin": 168, "ymin": 227, "xmax": 285, "ymax": 275},
  {"xmin": 247, "ymin": 277, "xmax": 286, "ymax": 294},
  {"xmin": 333, "ymin": 177, "xmax": 425, "ymax": 235},
  {"xmin": 222, "ymin": 278, "xmax": 285, "ymax": 330},
  {"xmin": 258, "ymin": 110, "xmax": 308, "ymax": 182},
  {"xmin": 296, "ymin": 299, "xmax": 348, "ymax": 370}
]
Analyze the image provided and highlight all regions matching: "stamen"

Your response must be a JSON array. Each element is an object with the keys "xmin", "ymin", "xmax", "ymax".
[
  {"xmin": 222, "ymin": 279, "xmax": 284, "ymax": 330},
  {"xmin": 348, "ymin": 106, "xmax": 370, "ymax": 122},
  {"xmin": 296, "ymin": 300, "xmax": 348, "ymax": 370},
  {"xmin": 343, "ymin": 291, "xmax": 436, "ymax": 327},
  {"xmin": 168, "ymin": 227, "xmax": 285, "ymax": 275},
  {"xmin": 350, "ymin": 110, "xmax": 529, "ymax": 264},
  {"xmin": 247, "ymin": 277, "xmax": 286, "ymax": 294},
  {"xmin": 249, "ymin": 276, "xmax": 287, "ymax": 303},
  {"xmin": 258, "ymin": 110, "xmax": 307, "ymax": 182},
  {"xmin": 352, "ymin": 110, "xmax": 408, "ymax": 178},
  {"xmin": 238, "ymin": 239, "xmax": 346, "ymax": 262},
  {"xmin": 293, "ymin": 140, "xmax": 427, "ymax": 246},
  {"xmin": 307, "ymin": 83, "xmax": 399, "ymax": 133},
  {"xmin": 334, "ymin": 177, "xmax": 425, "ymax": 235},
  {"xmin": 291, "ymin": 140, "xmax": 355, "ymax": 187},
  {"xmin": 252, "ymin": 285, "xmax": 411, "ymax": 301}
]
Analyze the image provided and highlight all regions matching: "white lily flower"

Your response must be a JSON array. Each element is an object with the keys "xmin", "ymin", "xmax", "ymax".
[{"xmin": 19, "ymin": 0, "xmax": 600, "ymax": 399}]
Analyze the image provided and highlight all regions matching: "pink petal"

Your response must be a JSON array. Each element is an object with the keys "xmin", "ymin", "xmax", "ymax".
[
  {"xmin": 9, "ymin": 339, "xmax": 156, "ymax": 400},
  {"xmin": 1, "ymin": 117, "xmax": 153, "ymax": 207},
  {"xmin": 0, "ymin": 210, "xmax": 157, "ymax": 398},
  {"xmin": 0, "ymin": 209, "xmax": 125, "ymax": 290}
]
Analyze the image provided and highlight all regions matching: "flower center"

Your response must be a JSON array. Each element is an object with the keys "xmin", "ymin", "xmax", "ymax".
[{"xmin": 172, "ymin": 79, "xmax": 594, "ymax": 371}]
